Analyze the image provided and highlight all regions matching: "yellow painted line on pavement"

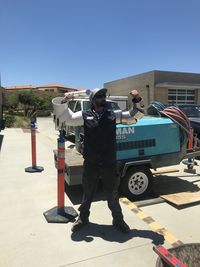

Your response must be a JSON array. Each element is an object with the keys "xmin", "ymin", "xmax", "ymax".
[
  {"xmin": 46, "ymin": 135, "xmax": 57, "ymax": 142},
  {"xmin": 120, "ymin": 197, "xmax": 184, "ymax": 247},
  {"xmin": 39, "ymin": 131, "xmax": 57, "ymax": 143}
]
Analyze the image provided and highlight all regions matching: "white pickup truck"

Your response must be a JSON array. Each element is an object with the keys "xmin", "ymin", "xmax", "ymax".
[{"xmin": 62, "ymin": 98, "xmax": 121, "ymax": 151}]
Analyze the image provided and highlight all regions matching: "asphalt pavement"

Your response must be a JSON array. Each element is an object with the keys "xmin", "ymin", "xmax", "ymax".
[{"xmin": 0, "ymin": 116, "xmax": 200, "ymax": 267}]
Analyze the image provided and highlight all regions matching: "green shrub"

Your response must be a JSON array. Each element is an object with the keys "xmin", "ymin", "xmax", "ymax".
[
  {"xmin": 13, "ymin": 116, "xmax": 29, "ymax": 128},
  {"xmin": 4, "ymin": 90, "xmax": 63, "ymax": 116},
  {"xmin": 4, "ymin": 114, "xmax": 16, "ymax": 127},
  {"xmin": 8, "ymin": 109, "xmax": 15, "ymax": 115},
  {"xmin": 4, "ymin": 114, "xmax": 29, "ymax": 128}
]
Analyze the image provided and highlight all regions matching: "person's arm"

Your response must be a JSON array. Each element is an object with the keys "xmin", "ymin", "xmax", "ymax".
[
  {"xmin": 114, "ymin": 90, "xmax": 145, "ymax": 124},
  {"xmin": 58, "ymin": 93, "xmax": 84, "ymax": 126}
]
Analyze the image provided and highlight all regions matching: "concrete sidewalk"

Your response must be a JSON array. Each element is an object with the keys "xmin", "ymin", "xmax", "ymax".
[{"xmin": 0, "ymin": 118, "xmax": 199, "ymax": 267}]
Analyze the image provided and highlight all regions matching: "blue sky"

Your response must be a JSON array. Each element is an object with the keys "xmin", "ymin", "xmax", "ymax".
[{"xmin": 0, "ymin": 0, "xmax": 200, "ymax": 89}]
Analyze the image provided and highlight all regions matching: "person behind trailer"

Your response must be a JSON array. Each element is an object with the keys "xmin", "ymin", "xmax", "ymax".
[{"xmin": 59, "ymin": 88, "xmax": 144, "ymax": 233}]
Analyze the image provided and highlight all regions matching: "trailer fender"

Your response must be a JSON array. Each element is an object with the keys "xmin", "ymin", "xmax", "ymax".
[{"xmin": 120, "ymin": 159, "xmax": 152, "ymax": 178}]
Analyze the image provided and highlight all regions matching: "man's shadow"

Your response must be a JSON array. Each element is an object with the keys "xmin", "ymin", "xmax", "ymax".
[{"xmin": 71, "ymin": 222, "xmax": 164, "ymax": 245}]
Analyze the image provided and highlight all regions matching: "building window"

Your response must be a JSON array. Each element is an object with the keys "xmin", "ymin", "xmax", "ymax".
[{"xmin": 168, "ymin": 89, "xmax": 195, "ymax": 104}]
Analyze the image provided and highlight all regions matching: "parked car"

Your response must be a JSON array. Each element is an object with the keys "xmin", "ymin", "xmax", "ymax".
[
  {"xmin": 175, "ymin": 104, "xmax": 200, "ymax": 139},
  {"xmin": 68, "ymin": 98, "xmax": 120, "ymax": 113}
]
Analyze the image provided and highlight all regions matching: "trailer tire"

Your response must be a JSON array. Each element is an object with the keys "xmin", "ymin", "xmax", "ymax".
[{"xmin": 120, "ymin": 166, "xmax": 153, "ymax": 200}]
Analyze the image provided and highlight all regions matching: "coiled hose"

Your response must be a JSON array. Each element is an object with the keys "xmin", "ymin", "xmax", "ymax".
[{"xmin": 147, "ymin": 102, "xmax": 191, "ymax": 143}]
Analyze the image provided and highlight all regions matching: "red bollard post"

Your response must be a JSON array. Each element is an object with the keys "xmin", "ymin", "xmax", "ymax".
[
  {"xmin": 25, "ymin": 120, "xmax": 44, "ymax": 173},
  {"xmin": 57, "ymin": 136, "xmax": 65, "ymax": 209},
  {"xmin": 43, "ymin": 130, "xmax": 78, "ymax": 223}
]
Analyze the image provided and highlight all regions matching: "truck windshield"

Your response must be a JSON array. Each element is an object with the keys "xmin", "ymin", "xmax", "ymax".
[{"xmin": 83, "ymin": 100, "xmax": 120, "ymax": 111}]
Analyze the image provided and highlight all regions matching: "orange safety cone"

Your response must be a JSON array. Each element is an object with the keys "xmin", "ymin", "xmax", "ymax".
[
  {"xmin": 43, "ymin": 130, "xmax": 78, "ymax": 223},
  {"xmin": 25, "ymin": 119, "xmax": 44, "ymax": 173}
]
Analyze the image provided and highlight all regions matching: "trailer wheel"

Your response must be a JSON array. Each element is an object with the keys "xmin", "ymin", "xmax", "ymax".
[{"xmin": 120, "ymin": 166, "xmax": 153, "ymax": 200}]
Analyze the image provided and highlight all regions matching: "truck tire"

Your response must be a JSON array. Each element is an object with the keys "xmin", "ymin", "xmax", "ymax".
[{"xmin": 120, "ymin": 166, "xmax": 153, "ymax": 200}]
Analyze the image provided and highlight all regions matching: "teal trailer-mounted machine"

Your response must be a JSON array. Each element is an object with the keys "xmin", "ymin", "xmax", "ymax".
[
  {"xmin": 115, "ymin": 115, "xmax": 187, "ymax": 199},
  {"xmin": 52, "ymin": 98, "xmax": 200, "ymax": 200}
]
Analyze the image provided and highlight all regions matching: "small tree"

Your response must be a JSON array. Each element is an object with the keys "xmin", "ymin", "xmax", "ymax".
[
  {"xmin": 18, "ymin": 91, "xmax": 36, "ymax": 117},
  {"xmin": 3, "ymin": 91, "xmax": 19, "ymax": 111},
  {"xmin": 5, "ymin": 90, "xmax": 63, "ymax": 118}
]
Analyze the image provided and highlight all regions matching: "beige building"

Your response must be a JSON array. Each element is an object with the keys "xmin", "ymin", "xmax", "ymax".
[{"xmin": 104, "ymin": 70, "xmax": 200, "ymax": 108}]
